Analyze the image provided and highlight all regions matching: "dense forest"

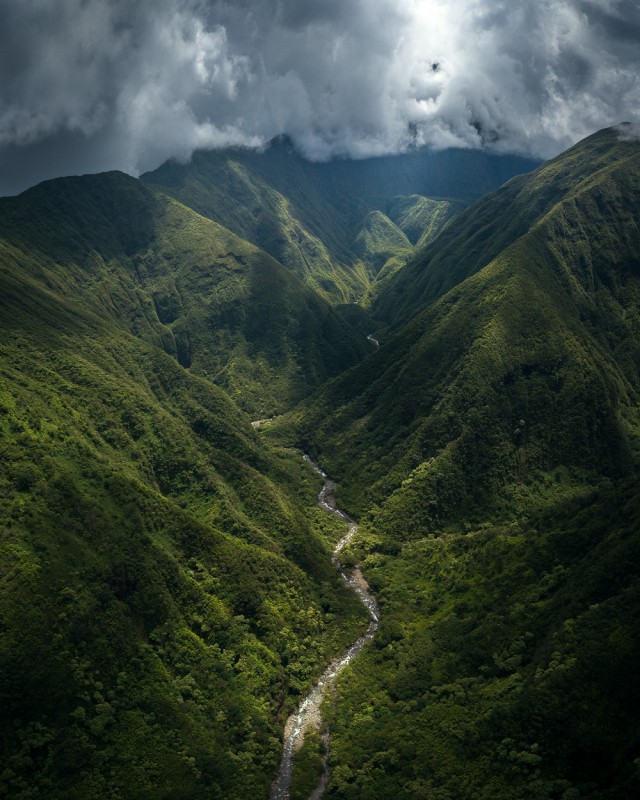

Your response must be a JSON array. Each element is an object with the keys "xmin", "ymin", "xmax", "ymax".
[{"xmin": 1, "ymin": 127, "xmax": 638, "ymax": 799}]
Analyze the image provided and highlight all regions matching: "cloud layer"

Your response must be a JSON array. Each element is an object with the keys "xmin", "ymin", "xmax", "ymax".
[{"xmin": 1, "ymin": 0, "xmax": 639, "ymax": 194}]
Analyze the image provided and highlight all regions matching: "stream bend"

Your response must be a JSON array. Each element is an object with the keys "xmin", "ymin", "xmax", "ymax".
[{"xmin": 268, "ymin": 455, "xmax": 379, "ymax": 800}]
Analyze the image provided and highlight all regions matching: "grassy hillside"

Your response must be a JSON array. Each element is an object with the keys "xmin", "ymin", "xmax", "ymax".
[
  {"xmin": 278, "ymin": 127, "xmax": 640, "ymax": 798},
  {"xmin": 142, "ymin": 139, "xmax": 538, "ymax": 303},
  {"xmin": 375, "ymin": 127, "xmax": 640, "ymax": 326},
  {"xmin": 296, "ymin": 128, "xmax": 640, "ymax": 518},
  {"xmin": 0, "ymin": 215, "xmax": 368, "ymax": 798},
  {"xmin": 324, "ymin": 480, "xmax": 640, "ymax": 799},
  {"xmin": 353, "ymin": 211, "xmax": 412, "ymax": 275},
  {"xmin": 362, "ymin": 196, "xmax": 463, "ymax": 304},
  {"xmin": 0, "ymin": 172, "xmax": 369, "ymax": 415},
  {"xmin": 386, "ymin": 195, "xmax": 461, "ymax": 248},
  {"xmin": 2, "ymin": 127, "xmax": 636, "ymax": 799}
]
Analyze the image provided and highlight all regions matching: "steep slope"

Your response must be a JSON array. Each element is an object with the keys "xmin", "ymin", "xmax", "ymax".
[
  {"xmin": 142, "ymin": 139, "xmax": 539, "ymax": 303},
  {"xmin": 299, "ymin": 127, "xmax": 640, "ymax": 519},
  {"xmin": 387, "ymin": 194, "xmax": 461, "ymax": 248},
  {"xmin": 362, "ymin": 197, "xmax": 464, "ymax": 302},
  {"xmin": 352, "ymin": 211, "xmax": 412, "ymax": 275},
  {"xmin": 324, "ymin": 480, "xmax": 640, "ymax": 800},
  {"xmin": 0, "ymin": 204, "xmax": 368, "ymax": 798},
  {"xmin": 0, "ymin": 172, "xmax": 369, "ymax": 415},
  {"xmin": 2, "ymin": 128, "xmax": 636, "ymax": 800},
  {"xmin": 375, "ymin": 126, "xmax": 640, "ymax": 326},
  {"xmin": 283, "ymin": 127, "xmax": 640, "ymax": 798}
]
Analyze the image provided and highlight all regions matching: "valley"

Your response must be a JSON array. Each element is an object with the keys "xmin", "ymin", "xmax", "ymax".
[
  {"xmin": 1, "ymin": 126, "xmax": 639, "ymax": 800},
  {"xmin": 270, "ymin": 455, "xmax": 379, "ymax": 800}
]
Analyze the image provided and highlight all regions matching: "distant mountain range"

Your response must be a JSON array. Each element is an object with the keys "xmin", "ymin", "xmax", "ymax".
[
  {"xmin": 142, "ymin": 138, "xmax": 539, "ymax": 303},
  {"xmin": 1, "ymin": 129, "xmax": 638, "ymax": 800}
]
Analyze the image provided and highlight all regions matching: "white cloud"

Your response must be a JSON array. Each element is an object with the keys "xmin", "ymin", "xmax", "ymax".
[
  {"xmin": 616, "ymin": 121, "xmax": 640, "ymax": 141},
  {"xmin": 0, "ymin": 0, "xmax": 638, "ymax": 193}
]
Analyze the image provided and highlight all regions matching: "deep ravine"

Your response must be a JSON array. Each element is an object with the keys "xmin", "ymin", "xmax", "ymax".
[{"xmin": 269, "ymin": 455, "xmax": 380, "ymax": 800}]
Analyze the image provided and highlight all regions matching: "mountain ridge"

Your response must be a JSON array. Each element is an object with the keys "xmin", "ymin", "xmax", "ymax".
[
  {"xmin": 142, "ymin": 140, "xmax": 540, "ymax": 303},
  {"xmin": 0, "ymin": 170, "xmax": 373, "ymax": 798},
  {"xmin": 275, "ymin": 125, "xmax": 640, "ymax": 799},
  {"xmin": 0, "ymin": 170, "xmax": 370, "ymax": 415},
  {"xmin": 1, "ymin": 126, "xmax": 639, "ymax": 799},
  {"xmin": 373, "ymin": 127, "xmax": 640, "ymax": 325}
]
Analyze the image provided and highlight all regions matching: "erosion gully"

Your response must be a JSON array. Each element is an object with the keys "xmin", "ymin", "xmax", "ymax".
[{"xmin": 269, "ymin": 455, "xmax": 380, "ymax": 800}]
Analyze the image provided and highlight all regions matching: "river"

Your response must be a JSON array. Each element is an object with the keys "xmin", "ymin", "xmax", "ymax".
[{"xmin": 268, "ymin": 455, "xmax": 380, "ymax": 800}]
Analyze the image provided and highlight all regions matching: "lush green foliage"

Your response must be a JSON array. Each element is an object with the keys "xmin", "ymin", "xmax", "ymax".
[
  {"xmin": 143, "ymin": 137, "xmax": 537, "ymax": 303},
  {"xmin": 0, "ymin": 172, "xmax": 369, "ymax": 416},
  {"xmin": 1, "ymin": 127, "xmax": 637, "ymax": 800},
  {"xmin": 0, "ymin": 184, "xmax": 369, "ymax": 798},
  {"xmin": 324, "ymin": 481, "xmax": 640, "ymax": 799},
  {"xmin": 374, "ymin": 127, "xmax": 640, "ymax": 326},
  {"xmin": 353, "ymin": 210, "xmax": 412, "ymax": 274},
  {"xmin": 295, "ymin": 128, "xmax": 640, "ymax": 523},
  {"xmin": 387, "ymin": 195, "xmax": 461, "ymax": 249},
  {"xmin": 282, "ymin": 128, "xmax": 640, "ymax": 798},
  {"xmin": 290, "ymin": 729, "xmax": 327, "ymax": 799}
]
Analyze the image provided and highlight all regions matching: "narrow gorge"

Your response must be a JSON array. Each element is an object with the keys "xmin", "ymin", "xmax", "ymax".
[{"xmin": 269, "ymin": 456, "xmax": 380, "ymax": 800}]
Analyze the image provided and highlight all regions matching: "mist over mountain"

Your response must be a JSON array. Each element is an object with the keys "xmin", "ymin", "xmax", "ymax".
[
  {"xmin": 143, "ymin": 138, "xmax": 539, "ymax": 302},
  {"xmin": 1, "ymin": 0, "xmax": 639, "ymax": 195}
]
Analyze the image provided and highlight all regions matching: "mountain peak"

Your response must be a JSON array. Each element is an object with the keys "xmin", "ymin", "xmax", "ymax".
[{"xmin": 266, "ymin": 133, "xmax": 297, "ymax": 152}]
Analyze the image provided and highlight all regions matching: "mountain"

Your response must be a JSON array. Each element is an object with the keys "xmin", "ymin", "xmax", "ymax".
[
  {"xmin": 0, "ymin": 170, "xmax": 374, "ymax": 799},
  {"xmin": 374, "ymin": 126, "xmax": 640, "ymax": 327},
  {"xmin": 323, "ymin": 479, "xmax": 640, "ymax": 800},
  {"xmin": 142, "ymin": 138, "xmax": 539, "ymax": 303},
  {"xmin": 284, "ymin": 127, "xmax": 640, "ymax": 798},
  {"xmin": 0, "ymin": 171, "xmax": 369, "ymax": 415},
  {"xmin": 297, "ymin": 127, "xmax": 640, "ymax": 520},
  {"xmin": 1, "ymin": 127, "xmax": 639, "ymax": 800}
]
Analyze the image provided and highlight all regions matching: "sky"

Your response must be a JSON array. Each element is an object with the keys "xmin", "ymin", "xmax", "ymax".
[{"xmin": 0, "ymin": 0, "xmax": 639, "ymax": 195}]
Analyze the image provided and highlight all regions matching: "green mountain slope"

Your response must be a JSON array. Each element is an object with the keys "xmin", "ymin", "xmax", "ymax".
[
  {"xmin": 325, "ymin": 480, "xmax": 640, "ymax": 800},
  {"xmin": 353, "ymin": 211, "xmax": 412, "ymax": 275},
  {"xmin": 387, "ymin": 194, "xmax": 461, "ymax": 248},
  {"xmin": 362, "ymin": 196, "xmax": 463, "ymax": 303},
  {"xmin": 2, "ymin": 127, "xmax": 637, "ymax": 800},
  {"xmin": 0, "ymin": 201, "xmax": 368, "ymax": 798},
  {"xmin": 375, "ymin": 127, "xmax": 640, "ymax": 327},
  {"xmin": 299, "ymin": 128, "xmax": 640, "ymax": 517},
  {"xmin": 142, "ymin": 139, "xmax": 538, "ymax": 303},
  {"xmin": 284, "ymin": 127, "xmax": 640, "ymax": 798},
  {"xmin": 0, "ymin": 171, "xmax": 369, "ymax": 415}
]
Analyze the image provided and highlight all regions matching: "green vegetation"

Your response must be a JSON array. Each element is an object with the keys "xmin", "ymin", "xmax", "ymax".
[
  {"xmin": 0, "ymin": 171, "xmax": 369, "ymax": 416},
  {"xmin": 290, "ymin": 729, "xmax": 327, "ymax": 799},
  {"xmin": 324, "ymin": 481, "xmax": 640, "ymax": 799},
  {"xmin": 0, "ymin": 177, "xmax": 369, "ymax": 798},
  {"xmin": 280, "ymin": 127, "xmax": 640, "ymax": 798},
  {"xmin": 1, "ymin": 127, "xmax": 638, "ymax": 799},
  {"xmin": 374, "ymin": 127, "xmax": 640, "ymax": 326},
  {"xmin": 143, "ymin": 138, "xmax": 537, "ymax": 303},
  {"xmin": 295, "ymin": 128, "xmax": 640, "ymax": 521},
  {"xmin": 353, "ymin": 211, "xmax": 412, "ymax": 275},
  {"xmin": 386, "ymin": 194, "xmax": 461, "ymax": 249},
  {"xmin": 362, "ymin": 196, "xmax": 462, "ymax": 305}
]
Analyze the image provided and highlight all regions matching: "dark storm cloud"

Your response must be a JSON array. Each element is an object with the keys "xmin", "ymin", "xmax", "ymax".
[
  {"xmin": 0, "ymin": 0, "xmax": 639, "ymax": 195},
  {"xmin": 579, "ymin": 0, "xmax": 640, "ymax": 42}
]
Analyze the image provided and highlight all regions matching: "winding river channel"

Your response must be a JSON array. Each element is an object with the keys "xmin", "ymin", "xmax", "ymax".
[{"xmin": 269, "ymin": 455, "xmax": 380, "ymax": 800}]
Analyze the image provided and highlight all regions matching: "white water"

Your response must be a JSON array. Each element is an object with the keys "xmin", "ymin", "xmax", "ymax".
[
  {"xmin": 366, "ymin": 333, "xmax": 380, "ymax": 348},
  {"xmin": 269, "ymin": 455, "xmax": 379, "ymax": 800}
]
